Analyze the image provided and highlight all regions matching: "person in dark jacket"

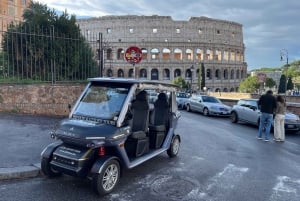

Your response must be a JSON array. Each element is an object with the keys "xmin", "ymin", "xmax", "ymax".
[{"xmin": 257, "ymin": 90, "xmax": 277, "ymax": 141}]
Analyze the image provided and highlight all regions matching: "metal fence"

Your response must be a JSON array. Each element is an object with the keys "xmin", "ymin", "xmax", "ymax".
[{"xmin": 0, "ymin": 27, "xmax": 98, "ymax": 84}]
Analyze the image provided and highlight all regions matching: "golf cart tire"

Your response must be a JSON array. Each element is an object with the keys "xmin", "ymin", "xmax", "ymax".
[
  {"xmin": 92, "ymin": 159, "xmax": 120, "ymax": 196},
  {"xmin": 167, "ymin": 135, "xmax": 180, "ymax": 158},
  {"xmin": 41, "ymin": 158, "xmax": 62, "ymax": 178}
]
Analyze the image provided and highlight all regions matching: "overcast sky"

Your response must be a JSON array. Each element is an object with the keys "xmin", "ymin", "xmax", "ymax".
[{"xmin": 37, "ymin": 0, "xmax": 300, "ymax": 70}]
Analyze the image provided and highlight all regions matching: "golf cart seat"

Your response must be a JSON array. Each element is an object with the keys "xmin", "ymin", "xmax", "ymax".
[
  {"xmin": 149, "ymin": 92, "xmax": 169, "ymax": 148},
  {"xmin": 125, "ymin": 90, "xmax": 150, "ymax": 157}
]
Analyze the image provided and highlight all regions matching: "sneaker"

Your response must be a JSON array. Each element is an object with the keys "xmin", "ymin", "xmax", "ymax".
[
  {"xmin": 264, "ymin": 139, "xmax": 269, "ymax": 142},
  {"xmin": 275, "ymin": 139, "xmax": 281, "ymax": 142},
  {"xmin": 256, "ymin": 137, "xmax": 263, "ymax": 140}
]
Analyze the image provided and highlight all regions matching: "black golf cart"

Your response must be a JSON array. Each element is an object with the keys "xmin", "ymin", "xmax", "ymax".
[{"xmin": 41, "ymin": 78, "xmax": 181, "ymax": 195}]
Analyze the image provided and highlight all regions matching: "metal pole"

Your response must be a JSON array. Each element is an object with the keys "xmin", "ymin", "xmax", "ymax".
[
  {"xmin": 51, "ymin": 25, "xmax": 55, "ymax": 84},
  {"xmin": 99, "ymin": 32, "xmax": 103, "ymax": 77}
]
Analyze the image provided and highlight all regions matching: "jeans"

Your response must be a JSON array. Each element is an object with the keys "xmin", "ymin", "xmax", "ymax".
[{"xmin": 257, "ymin": 113, "xmax": 273, "ymax": 140}]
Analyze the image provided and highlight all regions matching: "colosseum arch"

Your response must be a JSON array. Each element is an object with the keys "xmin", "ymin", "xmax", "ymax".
[
  {"xmin": 151, "ymin": 68, "xmax": 159, "ymax": 80},
  {"xmin": 196, "ymin": 48, "xmax": 203, "ymax": 61},
  {"xmin": 206, "ymin": 49, "xmax": 212, "ymax": 60},
  {"xmin": 185, "ymin": 69, "xmax": 192, "ymax": 79},
  {"xmin": 106, "ymin": 48, "xmax": 113, "ymax": 60},
  {"xmin": 151, "ymin": 48, "xmax": 159, "ymax": 60},
  {"xmin": 163, "ymin": 48, "xmax": 171, "ymax": 60},
  {"xmin": 141, "ymin": 48, "xmax": 148, "ymax": 60},
  {"xmin": 230, "ymin": 87, "xmax": 235, "ymax": 92},
  {"xmin": 206, "ymin": 69, "xmax": 212, "ymax": 79},
  {"xmin": 107, "ymin": 69, "xmax": 113, "ymax": 77},
  {"xmin": 223, "ymin": 69, "xmax": 228, "ymax": 80},
  {"xmin": 215, "ymin": 88, "xmax": 221, "ymax": 92},
  {"xmin": 215, "ymin": 49, "xmax": 222, "ymax": 61},
  {"xmin": 223, "ymin": 88, "xmax": 228, "ymax": 92},
  {"xmin": 215, "ymin": 69, "xmax": 221, "ymax": 80},
  {"xmin": 117, "ymin": 48, "xmax": 124, "ymax": 60},
  {"xmin": 223, "ymin": 50, "xmax": 229, "ymax": 61},
  {"xmin": 174, "ymin": 69, "xmax": 181, "ymax": 78},
  {"xmin": 174, "ymin": 48, "xmax": 182, "ymax": 60},
  {"xmin": 230, "ymin": 50, "xmax": 236, "ymax": 61},
  {"xmin": 163, "ymin": 69, "xmax": 170, "ymax": 80},
  {"xmin": 139, "ymin": 68, "xmax": 147, "ymax": 79},
  {"xmin": 117, "ymin": 69, "xmax": 124, "ymax": 77},
  {"xmin": 185, "ymin": 49, "xmax": 193, "ymax": 60},
  {"xmin": 230, "ymin": 69, "xmax": 234, "ymax": 79},
  {"xmin": 128, "ymin": 69, "xmax": 134, "ymax": 78}
]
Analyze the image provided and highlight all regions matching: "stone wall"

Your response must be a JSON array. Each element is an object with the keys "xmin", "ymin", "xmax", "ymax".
[
  {"xmin": 1, "ymin": 84, "xmax": 300, "ymax": 117},
  {"xmin": 0, "ymin": 84, "xmax": 85, "ymax": 116}
]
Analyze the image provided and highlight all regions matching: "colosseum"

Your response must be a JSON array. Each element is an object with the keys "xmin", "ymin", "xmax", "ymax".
[{"xmin": 77, "ymin": 15, "xmax": 247, "ymax": 92}]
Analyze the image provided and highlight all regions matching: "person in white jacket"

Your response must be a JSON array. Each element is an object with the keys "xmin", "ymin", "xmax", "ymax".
[{"xmin": 274, "ymin": 95, "xmax": 286, "ymax": 142}]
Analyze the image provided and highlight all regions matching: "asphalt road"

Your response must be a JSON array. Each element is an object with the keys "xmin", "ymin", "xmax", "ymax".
[{"xmin": 0, "ymin": 111, "xmax": 300, "ymax": 201}]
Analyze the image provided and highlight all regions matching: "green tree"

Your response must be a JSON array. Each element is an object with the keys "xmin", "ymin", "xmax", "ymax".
[
  {"xmin": 278, "ymin": 74, "xmax": 287, "ymax": 94},
  {"xmin": 2, "ymin": 1, "xmax": 97, "ymax": 81},
  {"xmin": 264, "ymin": 77, "xmax": 276, "ymax": 88},
  {"xmin": 173, "ymin": 76, "xmax": 188, "ymax": 90},
  {"xmin": 287, "ymin": 77, "xmax": 294, "ymax": 90},
  {"xmin": 239, "ymin": 76, "xmax": 260, "ymax": 93}
]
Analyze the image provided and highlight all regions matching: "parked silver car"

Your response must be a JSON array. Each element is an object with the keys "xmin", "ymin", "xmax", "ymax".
[
  {"xmin": 176, "ymin": 92, "xmax": 191, "ymax": 109},
  {"xmin": 230, "ymin": 98, "xmax": 300, "ymax": 132},
  {"xmin": 185, "ymin": 95, "xmax": 231, "ymax": 116}
]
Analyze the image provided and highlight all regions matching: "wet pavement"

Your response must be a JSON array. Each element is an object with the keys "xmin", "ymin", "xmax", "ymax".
[{"xmin": 0, "ymin": 113, "xmax": 63, "ymax": 180}]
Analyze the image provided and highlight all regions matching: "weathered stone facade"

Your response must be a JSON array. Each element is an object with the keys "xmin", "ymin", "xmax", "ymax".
[
  {"xmin": 0, "ymin": 84, "xmax": 84, "ymax": 116},
  {"xmin": 77, "ymin": 15, "xmax": 247, "ymax": 92}
]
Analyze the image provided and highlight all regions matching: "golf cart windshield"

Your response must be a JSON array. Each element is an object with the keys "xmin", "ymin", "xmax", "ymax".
[{"xmin": 73, "ymin": 84, "xmax": 130, "ymax": 120}]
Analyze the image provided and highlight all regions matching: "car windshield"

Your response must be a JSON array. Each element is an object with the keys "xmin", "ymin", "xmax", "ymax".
[
  {"xmin": 176, "ymin": 93, "xmax": 190, "ymax": 98},
  {"xmin": 73, "ymin": 84, "xmax": 129, "ymax": 120},
  {"xmin": 202, "ymin": 96, "xmax": 221, "ymax": 103}
]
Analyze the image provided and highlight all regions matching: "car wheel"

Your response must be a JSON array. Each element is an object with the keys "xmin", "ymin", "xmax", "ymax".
[
  {"xmin": 41, "ymin": 158, "xmax": 62, "ymax": 178},
  {"xmin": 186, "ymin": 104, "xmax": 191, "ymax": 112},
  {"xmin": 231, "ymin": 112, "xmax": 238, "ymax": 123},
  {"xmin": 167, "ymin": 135, "xmax": 180, "ymax": 158},
  {"xmin": 92, "ymin": 159, "xmax": 120, "ymax": 195},
  {"xmin": 203, "ymin": 108, "xmax": 209, "ymax": 116}
]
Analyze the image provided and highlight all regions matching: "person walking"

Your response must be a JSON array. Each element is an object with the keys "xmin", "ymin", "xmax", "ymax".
[
  {"xmin": 257, "ymin": 90, "xmax": 277, "ymax": 142},
  {"xmin": 274, "ymin": 95, "xmax": 286, "ymax": 142}
]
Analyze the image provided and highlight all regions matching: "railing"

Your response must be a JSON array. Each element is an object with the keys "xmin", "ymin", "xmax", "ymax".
[{"xmin": 0, "ymin": 28, "xmax": 98, "ymax": 84}]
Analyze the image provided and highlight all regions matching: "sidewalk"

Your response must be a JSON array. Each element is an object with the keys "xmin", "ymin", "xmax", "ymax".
[{"xmin": 0, "ymin": 113, "xmax": 63, "ymax": 181}]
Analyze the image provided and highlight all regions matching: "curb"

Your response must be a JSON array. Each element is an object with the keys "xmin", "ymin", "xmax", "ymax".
[{"xmin": 0, "ymin": 163, "xmax": 41, "ymax": 181}]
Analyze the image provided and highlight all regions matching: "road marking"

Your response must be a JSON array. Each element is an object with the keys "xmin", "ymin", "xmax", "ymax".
[
  {"xmin": 269, "ymin": 176, "xmax": 300, "ymax": 201},
  {"xmin": 201, "ymin": 164, "xmax": 249, "ymax": 201}
]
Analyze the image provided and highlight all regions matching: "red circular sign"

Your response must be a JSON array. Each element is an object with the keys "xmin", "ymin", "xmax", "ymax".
[{"xmin": 124, "ymin": 46, "xmax": 142, "ymax": 64}]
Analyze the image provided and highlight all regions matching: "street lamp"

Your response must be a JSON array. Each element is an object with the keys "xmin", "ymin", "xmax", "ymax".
[
  {"xmin": 280, "ymin": 49, "xmax": 288, "ymax": 65},
  {"xmin": 190, "ymin": 65, "xmax": 195, "ymax": 92},
  {"xmin": 280, "ymin": 49, "xmax": 289, "ymax": 95}
]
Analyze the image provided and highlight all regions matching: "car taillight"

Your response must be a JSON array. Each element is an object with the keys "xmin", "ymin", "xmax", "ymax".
[{"xmin": 98, "ymin": 146, "xmax": 105, "ymax": 156}]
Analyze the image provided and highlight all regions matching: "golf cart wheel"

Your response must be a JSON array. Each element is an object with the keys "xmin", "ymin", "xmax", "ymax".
[
  {"xmin": 231, "ymin": 112, "xmax": 238, "ymax": 123},
  {"xmin": 41, "ymin": 158, "xmax": 62, "ymax": 177},
  {"xmin": 167, "ymin": 135, "xmax": 180, "ymax": 158},
  {"xmin": 203, "ymin": 108, "xmax": 209, "ymax": 116},
  {"xmin": 92, "ymin": 159, "xmax": 120, "ymax": 195}
]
